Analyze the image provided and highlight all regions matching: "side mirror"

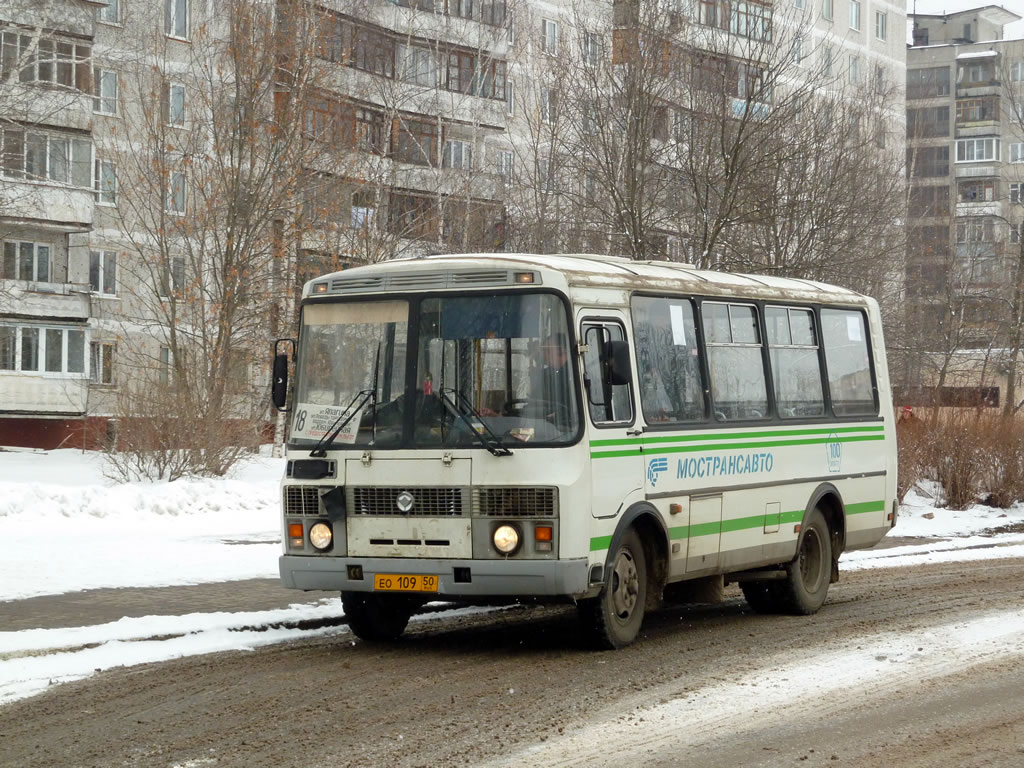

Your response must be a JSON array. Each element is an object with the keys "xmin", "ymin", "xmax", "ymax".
[
  {"xmin": 271, "ymin": 338, "xmax": 294, "ymax": 411},
  {"xmin": 605, "ymin": 339, "xmax": 632, "ymax": 386}
]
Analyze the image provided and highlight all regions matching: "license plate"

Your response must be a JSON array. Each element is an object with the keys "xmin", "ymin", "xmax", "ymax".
[{"xmin": 373, "ymin": 573, "xmax": 439, "ymax": 593}]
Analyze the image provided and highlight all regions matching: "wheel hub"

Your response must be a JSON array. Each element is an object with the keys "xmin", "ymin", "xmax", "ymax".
[{"xmin": 611, "ymin": 550, "xmax": 639, "ymax": 619}]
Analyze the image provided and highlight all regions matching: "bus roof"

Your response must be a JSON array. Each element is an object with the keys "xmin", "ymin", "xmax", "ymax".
[{"xmin": 306, "ymin": 253, "xmax": 869, "ymax": 305}]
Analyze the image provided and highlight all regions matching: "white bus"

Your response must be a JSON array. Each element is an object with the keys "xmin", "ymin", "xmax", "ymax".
[{"xmin": 272, "ymin": 253, "xmax": 897, "ymax": 648}]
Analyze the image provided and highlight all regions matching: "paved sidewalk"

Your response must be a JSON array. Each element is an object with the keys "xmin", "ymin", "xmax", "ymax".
[{"xmin": 0, "ymin": 580, "xmax": 336, "ymax": 632}]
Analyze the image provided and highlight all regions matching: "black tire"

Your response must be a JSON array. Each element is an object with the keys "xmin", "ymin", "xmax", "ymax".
[
  {"xmin": 775, "ymin": 508, "xmax": 832, "ymax": 615},
  {"xmin": 739, "ymin": 581, "xmax": 781, "ymax": 613},
  {"xmin": 341, "ymin": 592, "xmax": 416, "ymax": 642},
  {"xmin": 579, "ymin": 528, "xmax": 648, "ymax": 650}
]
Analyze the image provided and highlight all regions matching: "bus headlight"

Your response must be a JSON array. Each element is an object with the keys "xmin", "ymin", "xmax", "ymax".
[
  {"xmin": 493, "ymin": 524, "xmax": 520, "ymax": 555},
  {"xmin": 309, "ymin": 522, "xmax": 333, "ymax": 551}
]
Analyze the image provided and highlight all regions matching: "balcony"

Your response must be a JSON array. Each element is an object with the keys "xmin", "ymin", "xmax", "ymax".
[
  {"xmin": 0, "ymin": 280, "xmax": 91, "ymax": 321},
  {"xmin": 0, "ymin": 372, "xmax": 89, "ymax": 415},
  {"xmin": 0, "ymin": 182, "xmax": 94, "ymax": 228},
  {"xmin": 955, "ymin": 201, "xmax": 1000, "ymax": 216}
]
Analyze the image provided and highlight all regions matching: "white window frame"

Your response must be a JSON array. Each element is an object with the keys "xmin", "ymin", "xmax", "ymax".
[
  {"xmin": 505, "ymin": 79, "xmax": 515, "ymax": 116},
  {"xmin": 97, "ymin": 0, "xmax": 120, "ymax": 25},
  {"xmin": 0, "ymin": 324, "xmax": 85, "ymax": 376},
  {"xmin": 95, "ymin": 158, "xmax": 117, "ymax": 205},
  {"xmin": 165, "ymin": 0, "xmax": 190, "ymax": 40},
  {"xmin": 166, "ymin": 168, "xmax": 186, "ymax": 214},
  {"xmin": 160, "ymin": 255, "xmax": 186, "ymax": 298},
  {"xmin": 89, "ymin": 249, "xmax": 117, "ymax": 295},
  {"xmin": 2, "ymin": 240, "xmax": 51, "ymax": 282},
  {"xmin": 849, "ymin": 0, "xmax": 860, "ymax": 31},
  {"xmin": 165, "ymin": 82, "xmax": 187, "ymax": 126},
  {"xmin": 496, "ymin": 149, "xmax": 513, "ymax": 177},
  {"xmin": 955, "ymin": 137, "xmax": 999, "ymax": 163},
  {"xmin": 1012, "ymin": 61, "xmax": 1024, "ymax": 82},
  {"xmin": 541, "ymin": 86, "xmax": 557, "ymax": 125},
  {"xmin": 541, "ymin": 19, "xmax": 559, "ymax": 55},
  {"xmin": 875, "ymin": 11, "xmax": 886, "ymax": 40},
  {"xmin": 443, "ymin": 139, "xmax": 473, "ymax": 170},
  {"xmin": 822, "ymin": 0, "xmax": 833, "ymax": 22},
  {"xmin": 848, "ymin": 55, "xmax": 859, "ymax": 84},
  {"xmin": 93, "ymin": 67, "xmax": 118, "ymax": 115},
  {"xmin": 91, "ymin": 341, "xmax": 115, "ymax": 384},
  {"xmin": 582, "ymin": 30, "xmax": 601, "ymax": 68},
  {"xmin": 1010, "ymin": 142, "xmax": 1024, "ymax": 163},
  {"xmin": 1011, "ymin": 183, "xmax": 1024, "ymax": 204}
]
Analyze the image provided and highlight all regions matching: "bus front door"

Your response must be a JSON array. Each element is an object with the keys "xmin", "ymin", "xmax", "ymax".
[{"xmin": 579, "ymin": 313, "xmax": 643, "ymax": 519}]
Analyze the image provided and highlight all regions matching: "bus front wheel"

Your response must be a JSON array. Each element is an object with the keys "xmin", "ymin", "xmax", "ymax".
[
  {"xmin": 341, "ymin": 592, "xmax": 415, "ymax": 642},
  {"xmin": 579, "ymin": 528, "xmax": 648, "ymax": 649}
]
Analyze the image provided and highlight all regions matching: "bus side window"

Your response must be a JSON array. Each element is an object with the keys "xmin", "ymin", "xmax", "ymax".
[
  {"xmin": 701, "ymin": 302, "xmax": 769, "ymax": 422},
  {"xmin": 630, "ymin": 296, "xmax": 705, "ymax": 424},
  {"xmin": 820, "ymin": 309, "xmax": 877, "ymax": 416},
  {"xmin": 582, "ymin": 322, "xmax": 633, "ymax": 425},
  {"xmin": 766, "ymin": 306, "xmax": 825, "ymax": 419}
]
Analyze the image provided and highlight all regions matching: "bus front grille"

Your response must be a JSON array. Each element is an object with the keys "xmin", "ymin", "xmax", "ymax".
[
  {"xmin": 473, "ymin": 487, "xmax": 558, "ymax": 518},
  {"xmin": 349, "ymin": 487, "xmax": 466, "ymax": 516},
  {"xmin": 284, "ymin": 486, "xmax": 321, "ymax": 516}
]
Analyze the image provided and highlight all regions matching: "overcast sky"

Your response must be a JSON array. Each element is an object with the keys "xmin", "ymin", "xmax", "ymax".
[{"xmin": 908, "ymin": 1, "xmax": 1024, "ymax": 41}]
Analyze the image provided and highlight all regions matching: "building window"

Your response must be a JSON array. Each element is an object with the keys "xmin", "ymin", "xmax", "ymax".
[
  {"xmin": 822, "ymin": 44, "xmax": 833, "ymax": 77},
  {"xmin": 1010, "ymin": 143, "xmax": 1024, "ymax": 163},
  {"xmin": 956, "ymin": 97, "xmax": 998, "ymax": 123},
  {"xmin": 541, "ymin": 86, "xmax": 558, "ymax": 124},
  {"xmin": 822, "ymin": 0, "xmax": 833, "ymax": 22},
  {"xmin": 165, "ymin": 0, "xmax": 189, "ymax": 39},
  {"xmin": 91, "ymin": 342, "xmax": 115, "ymax": 384},
  {"xmin": 793, "ymin": 36, "xmax": 803, "ymax": 65},
  {"xmin": 1, "ymin": 33, "xmax": 91, "ymax": 91},
  {"xmin": 1011, "ymin": 61, "xmax": 1024, "ymax": 82},
  {"xmin": 958, "ymin": 180, "xmax": 995, "ymax": 203},
  {"xmin": 166, "ymin": 169, "xmax": 186, "ymax": 213},
  {"xmin": 583, "ymin": 30, "xmax": 602, "ymax": 68},
  {"xmin": 848, "ymin": 55, "xmax": 859, "ymax": 84},
  {"xmin": 89, "ymin": 249, "xmax": 117, "ymax": 295},
  {"xmin": 955, "ymin": 137, "xmax": 999, "ymax": 163},
  {"xmin": 496, "ymin": 149, "xmax": 513, "ymax": 177},
  {"xmin": 956, "ymin": 218, "xmax": 995, "ymax": 243},
  {"xmin": 875, "ymin": 10, "xmax": 886, "ymax": 40},
  {"xmin": 541, "ymin": 19, "xmax": 559, "ymax": 55},
  {"xmin": 95, "ymin": 159, "xmax": 117, "ymax": 205},
  {"xmin": 448, "ymin": 0, "xmax": 473, "ymax": 20},
  {"xmin": 2, "ymin": 241, "xmax": 50, "ymax": 282},
  {"xmin": 0, "ymin": 325, "xmax": 83, "ymax": 375},
  {"xmin": 97, "ymin": 0, "xmax": 120, "ymax": 24},
  {"xmin": 907, "ymin": 66, "xmax": 951, "ymax": 99},
  {"xmin": 395, "ymin": 117, "xmax": 439, "ymax": 166},
  {"xmin": 959, "ymin": 61, "xmax": 994, "ymax": 85},
  {"xmin": 397, "ymin": 45, "xmax": 437, "ymax": 87},
  {"xmin": 480, "ymin": 0, "xmax": 506, "ymax": 26},
  {"xmin": 0, "ymin": 129, "xmax": 92, "ymax": 186},
  {"xmin": 160, "ymin": 255, "xmax": 186, "ymax": 298},
  {"xmin": 443, "ymin": 139, "xmax": 473, "ymax": 169},
  {"xmin": 505, "ymin": 79, "xmax": 515, "ymax": 115},
  {"xmin": 906, "ymin": 106, "xmax": 950, "ymax": 138},
  {"xmin": 163, "ymin": 82, "xmax": 186, "ymax": 126},
  {"xmin": 1011, "ymin": 184, "xmax": 1024, "ymax": 204},
  {"xmin": 848, "ymin": 0, "xmax": 860, "ymax": 31},
  {"xmin": 93, "ymin": 68, "xmax": 118, "ymax": 115},
  {"xmin": 446, "ymin": 50, "xmax": 475, "ymax": 94}
]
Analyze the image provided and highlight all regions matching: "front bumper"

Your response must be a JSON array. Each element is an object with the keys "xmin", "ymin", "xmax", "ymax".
[{"xmin": 279, "ymin": 555, "xmax": 590, "ymax": 598}]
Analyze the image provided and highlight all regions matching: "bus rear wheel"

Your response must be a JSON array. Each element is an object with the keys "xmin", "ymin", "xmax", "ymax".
[
  {"xmin": 341, "ymin": 592, "xmax": 416, "ymax": 642},
  {"xmin": 776, "ymin": 508, "xmax": 832, "ymax": 615},
  {"xmin": 579, "ymin": 528, "xmax": 648, "ymax": 650}
]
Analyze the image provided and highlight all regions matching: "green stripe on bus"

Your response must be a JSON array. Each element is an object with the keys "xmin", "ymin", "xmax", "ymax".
[
  {"xmin": 603, "ymin": 501, "xmax": 883, "ymax": 547},
  {"xmin": 588, "ymin": 425, "xmax": 885, "ymax": 449},
  {"xmin": 846, "ymin": 500, "xmax": 886, "ymax": 515},
  {"xmin": 591, "ymin": 433, "xmax": 885, "ymax": 459}
]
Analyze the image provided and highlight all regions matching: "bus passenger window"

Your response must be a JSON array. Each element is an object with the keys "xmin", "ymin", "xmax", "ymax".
[
  {"xmin": 766, "ymin": 306, "xmax": 825, "ymax": 419},
  {"xmin": 701, "ymin": 302, "xmax": 769, "ymax": 422},
  {"xmin": 631, "ymin": 296, "xmax": 705, "ymax": 424},
  {"xmin": 821, "ymin": 309, "xmax": 876, "ymax": 416}
]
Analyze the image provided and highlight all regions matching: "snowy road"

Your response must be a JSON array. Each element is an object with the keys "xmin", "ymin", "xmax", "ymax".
[{"xmin": 2, "ymin": 556, "xmax": 1023, "ymax": 768}]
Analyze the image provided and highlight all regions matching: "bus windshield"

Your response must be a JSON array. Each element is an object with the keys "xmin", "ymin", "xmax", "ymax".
[{"xmin": 289, "ymin": 293, "xmax": 579, "ymax": 449}]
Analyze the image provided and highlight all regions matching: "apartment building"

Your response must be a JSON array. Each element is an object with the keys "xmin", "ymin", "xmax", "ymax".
[
  {"xmin": 0, "ymin": 0, "xmax": 906, "ymax": 449},
  {"xmin": 905, "ymin": 5, "xmax": 1024, "ymax": 408}
]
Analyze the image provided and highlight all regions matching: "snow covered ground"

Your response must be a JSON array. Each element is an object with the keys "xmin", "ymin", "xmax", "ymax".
[{"xmin": 2, "ymin": 448, "xmax": 1023, "ymax": 706}]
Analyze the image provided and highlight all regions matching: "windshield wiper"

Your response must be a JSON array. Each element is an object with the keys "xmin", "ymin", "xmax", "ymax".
[
  {"xmin": 438, "ymin": 388, "xmax": 512, "ymax": 457},
  {"xmin": 309, "ymin": 388, "xmax": 376, "ymax": 457}
]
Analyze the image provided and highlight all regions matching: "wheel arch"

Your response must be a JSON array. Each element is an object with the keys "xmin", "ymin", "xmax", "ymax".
[
  {"xmin": 803, "ymin": 482, "xmax": 846, "ymax": 563},
  {"xmin": 604, "ymin": 502, "xmax": 670, "ymax": 608}
]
